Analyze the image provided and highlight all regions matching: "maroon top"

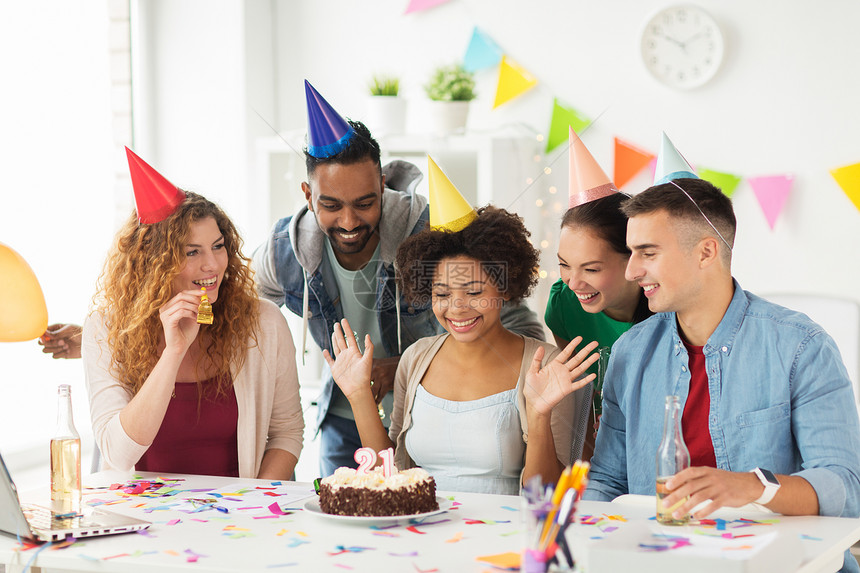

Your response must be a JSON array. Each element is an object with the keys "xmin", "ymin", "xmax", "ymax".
[
  {"xmin": 136, "ymin": 373, "xmax": 240, "ymax": 477},
  {"xmin": 681, "ymin": 341, "xmax": 717, "ymax": 468}
]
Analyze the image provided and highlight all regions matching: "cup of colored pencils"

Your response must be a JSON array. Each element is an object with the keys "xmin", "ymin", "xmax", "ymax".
[{"xmin": 521, "ymin": 460, "xmax": 590, "ymax": 572}]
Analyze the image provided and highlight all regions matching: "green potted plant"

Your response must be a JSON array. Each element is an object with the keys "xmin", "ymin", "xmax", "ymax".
[
  {"xmin": 423, "ymin": 64, "xmax": 476, "ymax": 135},
  {"xmin": 364, "ymin": 74, "xmax": 406, "ymax": 137}
]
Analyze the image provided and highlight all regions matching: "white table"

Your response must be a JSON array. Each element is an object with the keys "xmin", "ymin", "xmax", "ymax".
[
  {"xmin": 567, "ymin": 495, "xmax": 860, "ymax": 573},
  {"xmin": 0, "ymin": 471, "xmax": 527, "ymax": 572},
  {"xmin": 1, "ymin": 474, "xmax": 858, "ymax": 572}
]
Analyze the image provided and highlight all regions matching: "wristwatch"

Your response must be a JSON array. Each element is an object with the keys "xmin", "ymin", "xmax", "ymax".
[{"xmin": 751, "ymin": 467, "xmax": 781, "ymax": 505}]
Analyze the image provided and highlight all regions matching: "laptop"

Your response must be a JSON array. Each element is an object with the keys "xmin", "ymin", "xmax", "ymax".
[{"xmin": 0, "ymin": 451, "xmax": 149, "ymax": 542}]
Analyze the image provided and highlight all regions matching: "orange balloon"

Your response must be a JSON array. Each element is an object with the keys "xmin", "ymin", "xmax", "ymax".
[{"xmin": 0, "ymin": 242, "xmax": 48, "ymax": 342}]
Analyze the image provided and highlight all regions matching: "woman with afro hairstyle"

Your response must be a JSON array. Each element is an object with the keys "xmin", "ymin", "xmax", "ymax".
[
  {"xmin": 83, "ymin": 192, "xmax": 304, "ymax": 479},
  {"xmin": 323, "ymin": 205, "xmax": 598, "ymax": 494}
]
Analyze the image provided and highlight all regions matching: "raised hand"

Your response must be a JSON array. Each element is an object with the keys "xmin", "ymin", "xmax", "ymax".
[
  {"xmin": 524, "ymin": 337, "xmax": 600, "ymax": 416},
  {"xmin": 322, "ymin": 318, "xmax": 374, "ymax": 402},
  {"xmin": 158, "ymin": 290, "xmax": 204, "ymax": 356},
  {"xmin": 39, "ymin": 323, "xmax": 83, "ymax": 359}
]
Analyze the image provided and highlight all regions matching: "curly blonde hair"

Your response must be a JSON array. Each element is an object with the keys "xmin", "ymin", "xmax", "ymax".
[{"xmin": 92, "ymin": 191, "xmax": 260, "ymax": 396}]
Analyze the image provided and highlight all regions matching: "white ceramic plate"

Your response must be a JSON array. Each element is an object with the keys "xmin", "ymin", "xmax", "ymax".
[{"xmin": 303, "ymin": 496, "xmax": 450, "ymax": 525}]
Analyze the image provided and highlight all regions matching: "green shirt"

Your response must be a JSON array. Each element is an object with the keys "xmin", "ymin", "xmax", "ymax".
[{"xmin": 544, "ymin": 278, "xmax": 632, "ymax": 351}]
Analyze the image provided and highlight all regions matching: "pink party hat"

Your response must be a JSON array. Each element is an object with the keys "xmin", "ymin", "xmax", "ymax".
[
  {"xmin": 653, "ymin": 132, "xmax": 699, "ymax": 185},
  {"xmin": 126, "ymin": 147, "xmax": 185, "ymax": 224},
  {"xmin": 305, "ymin": 80, "xmax": 355, "ymax": 158},
  {"xmin": 568, "ymin": 127, "xmax": 619, "ymax": 208}
]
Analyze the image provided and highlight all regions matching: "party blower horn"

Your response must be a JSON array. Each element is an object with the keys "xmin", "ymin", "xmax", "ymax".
[
  {"xmin": 125, "ymin": 147, "xmax": 185, "ymax": 224},
  {"xmin": 0, "ymin": 242, "xmax": 48, "ymax": 342},
  {"xmin": 304, "ymin": 80, "xmax": 355, "ymax": 159},
  {"xmin": 653, "ymin": 132, "xmax": 700, "ymax": 185},
  {"xmin": 568, "ymin": 127, "xmax": 620, "ymax": 208},
  {"xmin": 427, "ymin": 156, "xmax": 477, "ymax": 232}
]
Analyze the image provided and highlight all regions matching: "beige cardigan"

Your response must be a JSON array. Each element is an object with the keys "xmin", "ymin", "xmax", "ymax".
[
  {"xmin": 82, "ymin": 299, "xmax": 304, "ymax": 478},
  {"xmin": 389, "ymin": 334, "xmax": 588, "ymax": 473}
]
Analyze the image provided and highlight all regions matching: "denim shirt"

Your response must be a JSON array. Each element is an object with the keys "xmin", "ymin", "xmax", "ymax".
[{"xmin": 584, "ymin": 280, "xmax": 860, "ymax": 519}]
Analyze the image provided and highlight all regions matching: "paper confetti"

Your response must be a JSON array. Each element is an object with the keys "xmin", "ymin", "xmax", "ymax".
[{"xmin": 446, "ymin": 531, "xmax": 463, "ymax": 543}]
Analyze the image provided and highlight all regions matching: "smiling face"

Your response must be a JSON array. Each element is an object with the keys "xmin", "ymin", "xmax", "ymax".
[
  {"xmin": 557, "ymin": 225, "xmax": 641, "ymax": 322},
  {"xmin": 303, "ymin": 159, "xmax": 383, "ymax": 270},
  {"xmin": 625, "ymin": 210, "xmax": 703, "ymax": 315},
  {"xmin": 171, "ymin": 216, "xmax": 229, "ymax": 303},
  {"xmin": 431, "ymin": 256, "xmax": 508, "ymax": 343}
]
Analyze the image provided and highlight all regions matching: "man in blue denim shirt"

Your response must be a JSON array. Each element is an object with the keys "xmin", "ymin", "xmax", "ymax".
[
  {"xmin": 584, "ymin": 178, "xmax": 860, "ymax": 571},
  {"xmin": 252, "ymin": 119, "xmax": 544, "ymax": 476}
]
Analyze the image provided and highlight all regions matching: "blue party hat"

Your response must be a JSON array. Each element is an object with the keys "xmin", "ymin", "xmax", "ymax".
[
  {"xmin": 305, "ymin": 80, "xmax": 354, "ymax": 158},
  {"xmin": 653, "ymin": 132, "xmax": 699, "ymax": 185}
]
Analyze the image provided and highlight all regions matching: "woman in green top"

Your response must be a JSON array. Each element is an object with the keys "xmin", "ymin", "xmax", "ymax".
[{"xmin": 545, "ymin": 193, "xmax": 652, "ymax": 459}]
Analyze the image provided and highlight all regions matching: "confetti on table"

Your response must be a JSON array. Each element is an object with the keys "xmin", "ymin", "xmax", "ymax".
[
  {"xmin": 475, "ymin": 552, "xmax": 520, "ymax": 570},
  {"xmin": 372, "ymin": 531, "xmax": 399, "ymax": 537},
  {"xmin": 446, "ymin": 531, "xmax": 463, "ymax": 543},
  {"xmin": 103, "ymin": 553, "xmax": 131, "ymax": 560},
  {"xmin": 268, "ymin": 501, "xmax": 291, "ymax": 515},
  {"xmin": 412, "ymin": 564, "xmax": 439, "ymax": 573},
  {"xmin": 602, "ymin": 513, "xmax": 627, "ymax": 522},
  {"xmin": 406, "ymin": 525, "xmax": 426, "ymax": 534},
  {"xmin": 500, "ymin": 506, "xmax": 518, "ymax": 511},
  {"xmin": 286, "ymin": 538, "xmax": 310, "ymax": 548},
  {"xmin": 800, "ymin": 534, "xmax": 823, "ymax": 541},
  {"xmin": 411, "ymin": 517, "xmax": 449, "ymax": 526},
  {"xmin": 389, "ymin": 550, "xmax": 418, "ymax": 557},
  {"xmin": 266, "ymin": 564, "xmax": 298, "ymax": 568}
]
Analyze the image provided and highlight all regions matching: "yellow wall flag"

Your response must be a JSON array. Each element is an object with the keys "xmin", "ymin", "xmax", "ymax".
[
  {"xmin": 830, "ymin": 162, "xmax": 860, "ymax": 213},
  {"xmin": 493, "ymin": 55, "xmax": 538, "ymax": 109}
]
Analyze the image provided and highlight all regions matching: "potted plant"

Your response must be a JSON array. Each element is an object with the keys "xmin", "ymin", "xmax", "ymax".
[
  {"xmin": 364, "ymin": 74, "xmax": 406, "ymax": 137},
  {"xmin": 424, "ymin": 64, "xmax": 476, "ymax": 135}
]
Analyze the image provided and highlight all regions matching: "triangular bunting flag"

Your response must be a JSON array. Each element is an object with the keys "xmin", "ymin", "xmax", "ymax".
[
  {"xmin": 493, "ymin": 56, "xmax": 538, "ymax": 109},
  {"xmin": 404, "ymin": 0, "xmax": 450, "ymax": 14},
  {"xmin": 545, "ymin": 99, "xmax": 591, "ymax": 154},
  {"xmin": 748, "ymin": 174, "xmax": 794, "ymax": 231},
  {"xmin": 463, "ymin": 27, "xmax": 503, "ymax": 72},
  {"xmin": 699, "ymin": 168, "xmax": 743, "ymax": 198},
  {"xmin": 613, "ymin": 138, "xmax": 655, "ymax": 189},
  {"xmin": 830, "ymin": 162, "xmax": 860, "ymax": 213}
]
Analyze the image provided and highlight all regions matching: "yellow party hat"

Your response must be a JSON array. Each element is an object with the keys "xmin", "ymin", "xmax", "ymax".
[{"xmin": 427, "ymin": 156, "xmax": 477, "ymax": 231}]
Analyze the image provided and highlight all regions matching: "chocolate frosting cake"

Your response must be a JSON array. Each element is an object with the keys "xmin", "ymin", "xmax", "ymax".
[{"xmin": 319, "ymin": 466, "xmax": 438, "ymax": 517}]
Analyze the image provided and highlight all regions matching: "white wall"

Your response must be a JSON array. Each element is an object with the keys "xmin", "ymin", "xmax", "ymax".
[
  {"xmin": 0, "ymin": 1, "xmax": 114, "ymax": 474},
  {"xmin": 270, "ymin": 0, "xmax": 860, "ymax": 308}
]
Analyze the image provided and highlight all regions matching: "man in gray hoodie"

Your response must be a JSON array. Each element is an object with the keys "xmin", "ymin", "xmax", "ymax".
[{"xmin": 252, "ymin": 120, "xmax": 545, "ymax": 476}]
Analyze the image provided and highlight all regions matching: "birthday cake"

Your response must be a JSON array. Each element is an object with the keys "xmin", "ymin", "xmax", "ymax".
[{"xmin": 319, "ymin": 466, "xmax": 438, "ymax": 517}]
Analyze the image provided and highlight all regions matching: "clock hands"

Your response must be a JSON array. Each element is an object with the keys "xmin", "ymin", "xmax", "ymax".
[{"xmin": 651, "ymin": 29, "xmax": 685, "ymax": 49}]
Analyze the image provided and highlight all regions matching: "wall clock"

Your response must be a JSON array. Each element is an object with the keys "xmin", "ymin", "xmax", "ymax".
[{"xmin": 640, "ymin": 5, "xmax": 725, "ymax": 89}]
